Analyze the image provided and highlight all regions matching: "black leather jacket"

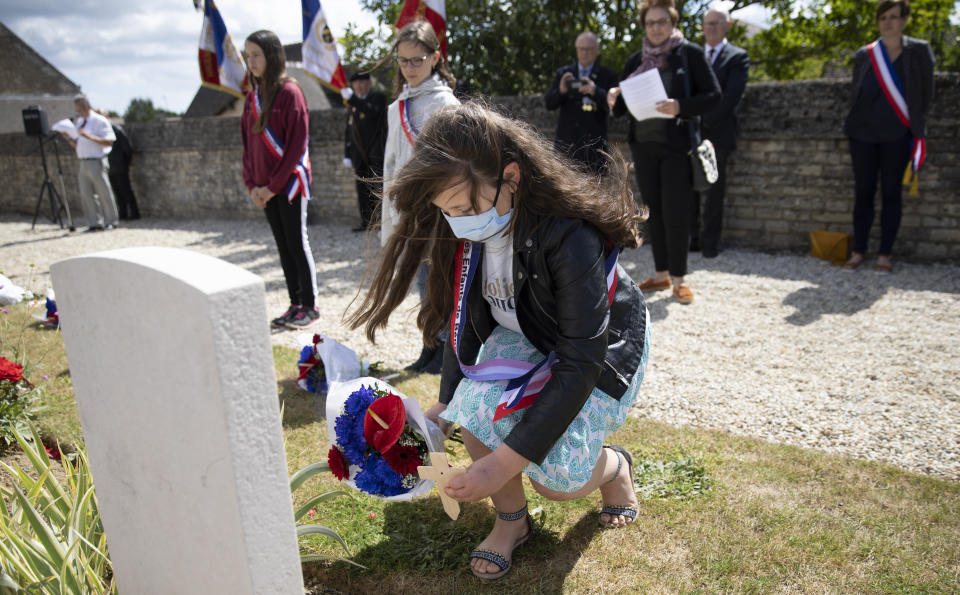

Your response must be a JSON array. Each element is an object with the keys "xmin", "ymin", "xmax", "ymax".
[{"xmin": 439, "ymin": 211, "xmax": 648, "ymax": 465}]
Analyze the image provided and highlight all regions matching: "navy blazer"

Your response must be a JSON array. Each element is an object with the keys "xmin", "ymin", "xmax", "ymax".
[
  {"xmin": 344, "ymin": 90, "xmax": 387, "ymax": 169},
  {"xmin": 848, "ymin": 36, "xmax": 935, "ymax": 139},
  {"xmin": 544, "ymin": 62, "xmax": 619, "ymax": 158},
  {"xmin": 701, "ymin": 42, "xmax": 749, "ymax": 150},
  {"xmin": 612, "ymin": 41, "xmax": 721, "ymax": 152}
]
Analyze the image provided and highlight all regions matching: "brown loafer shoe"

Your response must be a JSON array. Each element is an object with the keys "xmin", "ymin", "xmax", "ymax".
[
  {"xmin": 673, "ymin": 285, "xmax": 694, "ymax": 304},
  {"xmin": 638, "ymin": 277, "xmax": 671, "ymax": 292},
  {"xmin": 874, "ymin": 262, "xmax": 893, "ymax": 274}
]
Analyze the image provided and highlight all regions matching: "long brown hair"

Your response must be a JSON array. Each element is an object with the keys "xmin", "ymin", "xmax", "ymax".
[
  {"xmin": 245, "ymin": 30, "xmax": 293, "ymax": 134},
  {"xmin": 392, "ymin": 21, "xmax": 456, "ymax": 96},
  {"xmin": 347, "ymin": 102, "xmax": 646, "ymax": 345}
]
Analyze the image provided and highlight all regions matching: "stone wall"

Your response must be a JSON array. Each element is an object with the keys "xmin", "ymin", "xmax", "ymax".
[{"xmin": 1, "ymin": 74, "xmax": 957, "ymax": 261}]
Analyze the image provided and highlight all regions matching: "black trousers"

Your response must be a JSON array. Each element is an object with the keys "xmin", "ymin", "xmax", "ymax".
[
  {"xmin": 108, "ymin": 168, "xmax": 140, "ymax": 219},
  {"xmin": 632, "ymin": 142, "xmax": 693, "ymax": 278},
  {"xmin": 352, "ymin": 161, "xmax": 381, "ymax": 229},
  {"xmin": 264, "ymin": 193, "xmax": 317, "ymax": 308},
  {"xmin": 691, "ymin": 144, "xmax": 732, "ymax": 252},
  {"xmin": 849, "ymin": 134, "xmax": 912, "ymax": 255}
]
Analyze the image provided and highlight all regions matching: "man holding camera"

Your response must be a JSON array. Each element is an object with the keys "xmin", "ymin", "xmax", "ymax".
[
  {"xmin": 545, "ymin": 31, "xmax": 618, "ymax": 174},
  {"xmin": 60, "ymin": 94, "xmax": 118, "ymax": 232}
]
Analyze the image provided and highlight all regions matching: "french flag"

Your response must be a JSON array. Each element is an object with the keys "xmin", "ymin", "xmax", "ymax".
[
  {"xmin": 396, "ymin": 0, "xmax": 447, "ymax": 59},
  {"xmin": 197, "ymin": 0, "xmax": 249, "ymax": 98},
  {"xmin": 301, "ymin": 0, "xmax": 348, "ymax": 90}
]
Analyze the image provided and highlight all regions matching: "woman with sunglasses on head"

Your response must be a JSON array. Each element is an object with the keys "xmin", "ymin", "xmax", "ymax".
[
  {"xmin": 384, "ymin": 20, "xmax": 461, "ymax": 373},
  {"xmin": 241, "ymin": 30, "xmax": 318, "ymax": 329},
  {"xmin": 348, "ymin": 102, "xmax": 650, "ymax": 580},
  {"xmin": 608, "ymin": 0, "xmax": 720, "ymax": 304}
]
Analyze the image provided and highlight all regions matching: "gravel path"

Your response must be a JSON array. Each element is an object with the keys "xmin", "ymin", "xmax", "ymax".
[{"xmin": 2, "ymin": 215, "xmax": 958, "ymax": 481}]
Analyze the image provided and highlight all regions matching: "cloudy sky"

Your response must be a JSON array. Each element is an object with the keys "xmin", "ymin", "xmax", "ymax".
[
  {"xmin": 2, "ymin": 1, "xmax": 772, "ymax": 116},
  {"xmin": 2, "ymin": 0, "xmax": 380, "ymax": 115}
]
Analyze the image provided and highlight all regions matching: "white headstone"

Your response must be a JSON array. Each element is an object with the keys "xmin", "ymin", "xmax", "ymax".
[{"xmin": 51, "ymin": 247, "xmax": 303, "ymax": 594}]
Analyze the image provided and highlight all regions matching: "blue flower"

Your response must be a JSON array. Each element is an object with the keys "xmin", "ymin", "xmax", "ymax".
[
  {"xmin": 298, "ymin": 345, "xmax": 314, "ymax": 362},
  {"xmin": 344, "ymin": 385, "xmax": 376, "ymax": 416},
  {"xmin": 354, "ymin": 452, "xmax": 405, "ymax": 497}
]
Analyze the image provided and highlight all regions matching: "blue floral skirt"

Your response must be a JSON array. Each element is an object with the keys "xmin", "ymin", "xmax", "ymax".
[{"xmin": 440, "ymin": 311, "xmax": 650, "ymax": 493}]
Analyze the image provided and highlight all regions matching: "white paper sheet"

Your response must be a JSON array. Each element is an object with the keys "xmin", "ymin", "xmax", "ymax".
[
  {"xmin": 51, "ymin": 118, "xmax": 78, "ymax": 140},
  {"xmin": 619, "ymin": 70, "xmax": 673, "ymax": 122}
]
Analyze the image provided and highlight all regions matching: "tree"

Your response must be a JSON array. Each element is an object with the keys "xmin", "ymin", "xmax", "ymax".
[
  {"xmin": 350, "ymin": 0, "xmax": 958, "ymax": 99},
  {"xmin": 746, "ymin": 0, "xmax": 959, "ymax": 79},
  {"xmin": 123, "ymin": 98, "xmax": 157, "ymax": 123}
]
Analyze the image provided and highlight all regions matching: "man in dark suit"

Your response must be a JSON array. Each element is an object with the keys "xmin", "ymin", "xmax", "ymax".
[
  {"xmin": 106, "ymin": 119, "xmax": 140, "ymax": 220},
  {"xmin": 342, "ymin": 71, "xmax": 387, "ymax": 232},
  {"xmin": 544, "ymin": 31, "xmax": 619, "ymax": 174},
  {"xmin": 692, "ymin": 8, "xmax": 750, "ymax": 258}
]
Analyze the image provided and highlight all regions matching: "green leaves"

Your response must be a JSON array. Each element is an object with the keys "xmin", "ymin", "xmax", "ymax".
[
  {"xmin": 633, "ymin": 455, "xmax": 712, "ymax": 500},
  {"xmin": 0, "ymin": 425, "xmax": 113, "ymax": 594},
  {"xmin": 289, "ymin": 460, "xmax": 353, "ymax": 563}
]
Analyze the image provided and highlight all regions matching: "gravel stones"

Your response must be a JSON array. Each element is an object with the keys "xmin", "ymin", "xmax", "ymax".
[{"xmin": 2, "ymin": 216, "xmax": 958, "ymax": 480}]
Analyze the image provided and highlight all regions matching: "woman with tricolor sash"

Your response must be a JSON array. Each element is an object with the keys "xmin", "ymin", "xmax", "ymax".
[
  {"xmin": 241, "ymin": 30, "xmax": 318, "ymax": 328},
  {"xmin": 382, "ymin": 20, "xmax": 460, "ymax": 373},
  {"xmin": 349, "ymin": 103, "xmax": 650, "ymax": 580},
  {"xmin": 843, "ymin": 0, "xmax": 935, "ymax": 274}
]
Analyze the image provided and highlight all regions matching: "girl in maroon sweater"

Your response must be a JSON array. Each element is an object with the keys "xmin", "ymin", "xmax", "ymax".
[{"xmin": 242, "ymin": 29, "xmax": 318, "ymax": 328}]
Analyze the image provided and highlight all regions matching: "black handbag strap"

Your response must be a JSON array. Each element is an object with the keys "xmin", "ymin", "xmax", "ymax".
[{"xmin": 679, "ymin": 42, "xmax": 702, "ymax": 149}]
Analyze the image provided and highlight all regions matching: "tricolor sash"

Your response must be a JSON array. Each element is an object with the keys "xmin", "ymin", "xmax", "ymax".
[
  {"xmin": 450, "ymin": 239, "xmax": 620, "ymax": 421},
  {"xmin": 398, "ymin": 99, "xmax": 418, "ymax": 147},
  {"xmin": 253, "ymin": 88, "xmax": 312, "ymax": 202},
  {"xmin": 867, "ymin": 40, "xmax": 925, "ymax": 194}
]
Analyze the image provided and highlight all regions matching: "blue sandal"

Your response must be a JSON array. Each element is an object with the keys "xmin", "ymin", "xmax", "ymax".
[
  {"xmin": 469, "ymin": 504, "xmax": 532, "ymax": 580},
  {"xmin": 599, "ymin": 445, "xmax": 638, "ymax": 528}
]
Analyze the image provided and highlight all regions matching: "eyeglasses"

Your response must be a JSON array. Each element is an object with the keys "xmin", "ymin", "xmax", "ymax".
[
  {"xmin": 644, "ymin": 18, "xmax": 673, "ymax": 29},
  {"xmin": 396, "ymin": 54, "xmax": 431, "ymax": 68}
]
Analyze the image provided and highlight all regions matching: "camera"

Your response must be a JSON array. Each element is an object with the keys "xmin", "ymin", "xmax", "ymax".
[{"xmin": 568, "ymin": 79, "xmax": 586, "ymax": 93}]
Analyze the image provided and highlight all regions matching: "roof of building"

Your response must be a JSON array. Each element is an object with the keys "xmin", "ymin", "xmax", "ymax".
[
  {"xmin": 183, "ymin": 43, "xmax": 342, "ymax": 118},
  {"xmin": 0, "ymin": 22, "xmax": 80, "ymax": 96}
]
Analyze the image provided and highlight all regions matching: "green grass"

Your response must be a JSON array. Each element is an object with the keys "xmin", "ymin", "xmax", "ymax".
[{"xmin": 2, "ymin": 301, "xmax": 959, "ymax": 593}]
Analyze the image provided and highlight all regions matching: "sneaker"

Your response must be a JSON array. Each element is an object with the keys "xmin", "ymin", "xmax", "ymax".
[
  {"xmin": 285, "ymin": 306, "xmax": 319, "ymax": 329},
  {"xmin": 271, "ymin": 305, "xmax": 297, "ymax": 328}
]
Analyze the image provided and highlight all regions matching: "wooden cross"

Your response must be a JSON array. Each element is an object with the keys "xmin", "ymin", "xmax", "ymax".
[{"xmin": 417, "ymin": 451, "xmax": 466, "ymax": 520}]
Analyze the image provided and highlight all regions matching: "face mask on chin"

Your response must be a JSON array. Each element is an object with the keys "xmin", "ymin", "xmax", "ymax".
[{"xmin": 441, "ymin": 166, "xmax": 514, "ymax": 242}]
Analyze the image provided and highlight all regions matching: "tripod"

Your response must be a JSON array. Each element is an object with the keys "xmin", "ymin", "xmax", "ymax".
[{"xmin": 31, "ymin": 134, "xmax": 75, "ymax": 231}]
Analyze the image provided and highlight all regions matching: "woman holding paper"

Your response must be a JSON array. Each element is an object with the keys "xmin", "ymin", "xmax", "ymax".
[
  {"xmin": 842, "ymin": 0, "xmax": 935, "ymax": 274},
  {"xmin": 608, "ymin": 0, "xmax": 719, "ymax": 304}
]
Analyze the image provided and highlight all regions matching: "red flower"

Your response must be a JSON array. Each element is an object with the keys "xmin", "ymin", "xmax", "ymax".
[
  {"xmin": 383, "ymin": 444, "xmax": 423, "ymax": 476},
  {"xmin": 363, "ymin": 393, "xmax": 406, "ymax": 454},
  {"xmin": 0, "ymin": 357, "xmax": 23, "ymax": 383},
  {"xmin": 328, "ymin": 446, "xmax": 349, "ymax": 481}
]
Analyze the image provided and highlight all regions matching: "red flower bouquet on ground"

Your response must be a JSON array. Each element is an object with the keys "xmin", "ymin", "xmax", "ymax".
[{"xmin": 325, "ymin": 377, "xmax": 446, "ymax": 500}]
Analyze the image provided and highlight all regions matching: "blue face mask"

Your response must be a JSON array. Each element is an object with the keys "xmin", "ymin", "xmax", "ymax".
[{"xmin": 441, "ymin": 167, "xmax": 513, "ymax": 242}]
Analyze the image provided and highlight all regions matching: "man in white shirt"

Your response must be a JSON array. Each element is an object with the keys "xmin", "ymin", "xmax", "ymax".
[{"xmin": 60, "ymin": 94, "xmax": 119, "ymax": 232}]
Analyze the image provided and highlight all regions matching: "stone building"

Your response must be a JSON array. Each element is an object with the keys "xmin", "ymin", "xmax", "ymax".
[{"xmin": 0, "ymin": 22, "xmax": 81, "ymax": 135}]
